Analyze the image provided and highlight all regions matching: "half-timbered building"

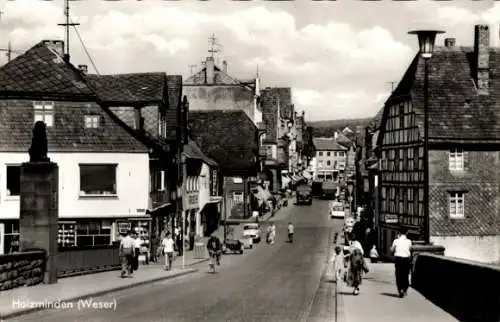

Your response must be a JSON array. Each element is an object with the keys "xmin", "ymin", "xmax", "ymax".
[{"xmin": 376, "ymin": 25, "xmax": 500, "ymax": 263}]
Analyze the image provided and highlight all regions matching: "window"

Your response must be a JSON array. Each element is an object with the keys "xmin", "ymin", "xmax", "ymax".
[
  {"xmin": 33, "ymin": 101, "xmax": 54, "ymax": 127},
  {"xmin": 6, "ymin": 165, "xmax": 20, "ymax": 197},
  {"xmin": 76, "ymin": 221, "xmax": 111, "ymax": 246},
  {"xmin": 84, "ymin": 115, "xmax": 100, "ymax": 128},
  {"xmin": 327, "ymin": 161, "xmax": 331, "ymax": 166},
  {"xmin": 327, "ymin": 152, "xmax": 331, "ymax": 156},
  {"xmin": 338, "ymin": 152, "xmax": 345, "ymax": 157},
  {"xmin": 449, "ymin": 149, "xmax": 464, "ymax": 171},
  {"xmin": 158, "ymin": 113, "xmax": 167, "ymax": 138},
  {"xmin": 319, "ymin": 152, "xmax": 323, "ymax": 156},
  {"xmin": 449, "ymin": 192, "xmax": 465, "ymax": 218},
  {"xmin": 79, "ymin": 164, "xmax": 117, "ymax": 196}
]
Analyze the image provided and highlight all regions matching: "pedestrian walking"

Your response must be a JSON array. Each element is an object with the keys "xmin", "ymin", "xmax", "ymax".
[
  {"xmin": 270, "ymin": 223, "xmax": 276, "ymax": 244},
  {"xmin": 131, "ymin": 232, "xmax": 142, "ymax": 271},
  {"xmin": 287, "ymin": 222, "xmax": 294, "ymax": 243},
  {"xmin": 162, "ymin": 232, "xmax": 175, "ymax": 271},
  {"xmin": 391, "ymin": 226, "xmax": 412, "ymax": 298},
  {"xmin": 331, "ymin": 246, "xmax": 345, "ymax": 292},
  {"xmin": 345, "ymin": 233, "xmax": 369, "ymax": 295},
  {"xmin": 119, "ymin": 230, "xmax": 135, "ymax": 278},
  {"xmin": 369, "ymin": 245, "xmax": 380, "ymax": 263}
]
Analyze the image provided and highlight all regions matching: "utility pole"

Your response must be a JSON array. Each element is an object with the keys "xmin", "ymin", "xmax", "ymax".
[
  {"xmin": 188, "ymin": 64, "xmax": 197, "ymax": 75},
  {"xmin": 177, "ymin": 95, "xmax": 189, "ymax": 269},
  {"xmin": 57, "ymin": 0, "xmax": 79, "ymax": 59},
  {"xmin": 208, "ymin": 33, "xmax": 222, "ymax": 64}
]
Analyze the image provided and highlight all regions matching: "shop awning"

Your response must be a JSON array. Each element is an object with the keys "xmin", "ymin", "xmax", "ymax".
[{"xmin": 146, "ymin": 202, "xmax": 172, "ymax": 215}]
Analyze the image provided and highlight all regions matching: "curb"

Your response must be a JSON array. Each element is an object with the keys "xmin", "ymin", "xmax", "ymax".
[{"xmin": 0, "ymin": 268, "xmax": 199, "ymax": 320}]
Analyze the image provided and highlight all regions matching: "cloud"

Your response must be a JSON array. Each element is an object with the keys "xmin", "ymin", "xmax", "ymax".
[{"xmin": 0, "ymin": 1, "xmax": 497, "ymax": 121}]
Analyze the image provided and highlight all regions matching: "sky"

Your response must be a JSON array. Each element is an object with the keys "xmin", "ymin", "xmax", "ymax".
[{"xmin": 0, "ymin": 0, "xmax": 499, "ymax": 122}]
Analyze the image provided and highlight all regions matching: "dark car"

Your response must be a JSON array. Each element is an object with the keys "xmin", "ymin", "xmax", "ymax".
[
  {"xmin": 222, "ymin": 239, "xmax": 244, "ymax": 254},
  {"xmin": 296, "ymin": 184, "xmax": 312, "ymax": 205}
]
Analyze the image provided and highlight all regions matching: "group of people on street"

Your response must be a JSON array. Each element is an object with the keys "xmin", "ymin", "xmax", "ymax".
[
  {"xmin": 118, "ymin": 230, "xmax": 145, "ymax": 278},
  {"xmin": 265, "ymin": 222, "xmax": 295, "ymax": 244},
  {"xmin": 332, "ymin": 226, "xmax": 412, "ymax": 297}
]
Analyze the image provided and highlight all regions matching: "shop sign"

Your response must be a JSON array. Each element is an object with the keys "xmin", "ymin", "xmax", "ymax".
[
  {"xmin": 384, "ymin": 214, "xmax": 399, "ymax": 224},
  {"xmin": 185, "ymin": 193, "xmax": 198, "ymax": 209},
  {"xmin": 118, "ymin": 222, "xmax": 131, "ymax": 234}
]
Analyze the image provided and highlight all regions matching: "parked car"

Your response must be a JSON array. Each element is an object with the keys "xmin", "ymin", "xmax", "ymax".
[
  {"xmin": 243, "ymin": 223, "xmax": 262, "ymax": 243},
  {"xmin": 241, "ymin": 235, "xmax": 254, "ymax": 249},
  {"xmin": 222, "ymin": 238, "xmax": 244, "ymax": 254},
  {"xmin": 329, "ymin": 201, "xmax": 345, "ymax": 218}
]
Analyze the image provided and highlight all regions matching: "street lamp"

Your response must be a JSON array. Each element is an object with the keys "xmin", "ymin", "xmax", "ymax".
[{"xmin": 408, "ymin": 30, "xmax": 444, "ymax": 244}]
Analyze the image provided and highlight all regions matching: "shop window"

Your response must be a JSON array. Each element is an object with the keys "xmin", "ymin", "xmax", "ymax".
[
  {"xmin": 79, "ymin": 164, "xmax": 117, "ymax": 196},
  {"xmin": 76, "ymin": 221, "xmax": 111, "ymax": 246},
  {"xmin": 6, "ymin": 165, "xmax": 21, "ymax": 196},
  {"xmin": 58, "ymin": 222, "xmax": 76, "ymax": 247},
  {"xmin": 3, "ymin": 222, "xmax": 20, "ymax": 253}
]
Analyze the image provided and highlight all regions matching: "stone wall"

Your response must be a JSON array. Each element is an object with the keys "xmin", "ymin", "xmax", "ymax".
[
  {"xmin": 430, "ymin": 235, "xmax": 500, "ymax": 264},
  {"xmin": 412, "ymin": 253, "xmax": 500, "ymax": 322},
  {"xmin": 0, "ymin": 250, "xmax": 46, "ymax": 291}
]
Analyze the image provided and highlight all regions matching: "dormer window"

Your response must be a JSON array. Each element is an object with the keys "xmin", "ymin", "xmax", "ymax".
[
  {"xmin": 33, "ymin": 101, "xmax": 54, "ymax": 127},
  {"xmin": 85, "ymin": 115, "xmax": 100, "ymax": 128}
]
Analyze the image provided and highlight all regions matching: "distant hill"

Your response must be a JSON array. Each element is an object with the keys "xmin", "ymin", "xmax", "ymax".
[{"xmin": 307, "ymin": 118, "xmax": 371, "ymax": 137}]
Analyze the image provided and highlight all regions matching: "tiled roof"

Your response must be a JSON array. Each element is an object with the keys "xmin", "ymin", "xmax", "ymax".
[
  {"xmin": 0, "ymin": 40, "xmax": 147, "ymax": 153},
  {"xmin": 188, "ymin": 110, "xmax": 259, "ymax": 175},
  {"xmin": 0, "ymin": 40, "xmax": 95, "ymax": 101},
  {"xmin": 367, "ymin": 107, "xmax": 384, "ymax": 131},
  {"xmin": 385, "ymin": 46, "xmax": 500, "ymax": 143},
  {"xmin": 0, "ymin": 100, "xmax": 148, "ymax": 153},
  {"xmin": 313, "ymin": 138, "xmax": 348, "ymax": 151},
  {"xmin": 85, "ymin": 73, "xmax": 167, "ymax": 105},
  {"xmin": 183, "ymin": 138, "xmax": 218, "ymax": 166},
  {"xmin": 261, "ymin": 88, "xmax": 278, "ymax": 143}
]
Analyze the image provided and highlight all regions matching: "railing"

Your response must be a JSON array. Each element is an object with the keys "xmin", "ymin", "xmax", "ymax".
[
  {"xmin": 56, "ymin": 244, "xmax": 121, "ymax": 278},
  {"xmin": 0, "ymin": 250, "xmax": 46, "ymax": 291}
]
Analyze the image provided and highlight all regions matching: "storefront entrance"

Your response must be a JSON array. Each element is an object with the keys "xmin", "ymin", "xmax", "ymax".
[{"xmin": 201, "ymin": 202, "xmax": 221, "ymax": 237}]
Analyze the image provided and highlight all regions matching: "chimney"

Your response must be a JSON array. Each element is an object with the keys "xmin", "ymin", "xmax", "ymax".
[
  {"xmin": 205, "ymin": 56, "xmax": 215, "ymax": 84},
  {"xmin": 78, "ymin": 64, "xmax": 88, "ymax": 75},
  {"xmin": 474, "ymin": 25, "xmax": 490, "ymax": 95},
  {"xmin": 444, "ymin": 38, "xmax": 455, "ymax": 48},
  {"xmin": 334, "ymin": 132, "xmax": 338, "ymax": 140},
  {"xmin": 222, "ymin": 60, "xmax": 228, "ymax": 73},
  {"xmin": 42, "ymin": 40, "xmax": 64, "ymax": 57}
]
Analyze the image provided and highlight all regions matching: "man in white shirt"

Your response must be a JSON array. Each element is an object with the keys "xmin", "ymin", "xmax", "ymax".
[
  {"xmin": 162, "ymin": 232, "xmax": 175, "ymax": 271},
  {"xmin": 119, "ymin": 230, "xmax": 135, "ymax": 278},
  {"xmin": 390, "ymin": 226, "xmax": 413, "ymax": 298}
]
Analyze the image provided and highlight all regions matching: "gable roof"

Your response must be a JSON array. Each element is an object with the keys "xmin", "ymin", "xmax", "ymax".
[
  {"xmin": 0, "ymin": 100, "xmax": 148, "ymax": 153},
  {"xmin": 382, "ymin": 46, "xmax": 500, "ymax": 144},
  {"xmin": 0, "ymin": 40, "xmax": 95, "ymax": 101},
  {"xmin": 188, "ymin": 110, "xmax": 258, "ymax": 175},
  {"xmin": 183, "ymin": 138, "xmax": 218, "ymax": 166},
  {"xmin": 313, "ymin": 138, "xmax": 347, "ymax": 151},
  {"xmin": 0, "ymin": 40, "xmax": 147, "ymax": 153},
  {"xmin": 85, "ymin": 73, "xmax": 167, "ymax": 106}
]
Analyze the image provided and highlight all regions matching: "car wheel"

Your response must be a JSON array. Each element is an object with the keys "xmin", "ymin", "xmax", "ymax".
[{"xmin": 239, "ymin": 250, "xmax": 244, "ymax": 254}]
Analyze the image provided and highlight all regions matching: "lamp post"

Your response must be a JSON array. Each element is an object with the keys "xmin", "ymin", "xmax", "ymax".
[{"xmin": 408, "ymin": 30, "xmax": 444, "ymax": 244}]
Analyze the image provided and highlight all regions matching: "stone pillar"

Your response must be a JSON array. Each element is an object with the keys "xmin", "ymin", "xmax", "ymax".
[{"xmin": 19, "ymin": 162, "xmax": 59, "ymax": 285}]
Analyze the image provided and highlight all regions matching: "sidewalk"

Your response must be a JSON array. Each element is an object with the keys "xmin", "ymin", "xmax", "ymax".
[
  {"xmin": 334, "ymin": 234, "xmax": 458, "ymax": 322},
  {"xmin": 0, "ymin": 256, "xmax": 203, "ymax": 320}
]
